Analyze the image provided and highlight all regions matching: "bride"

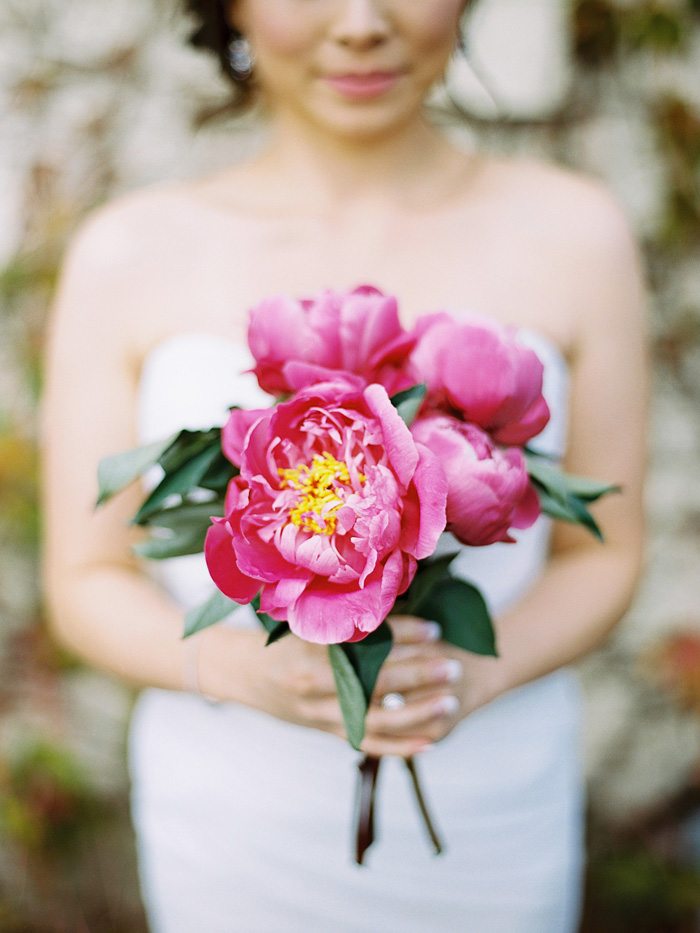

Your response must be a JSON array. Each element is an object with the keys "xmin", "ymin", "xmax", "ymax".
[{"xmin": 40, "ymin": 1, "xmax": 648, "ymax": 930}]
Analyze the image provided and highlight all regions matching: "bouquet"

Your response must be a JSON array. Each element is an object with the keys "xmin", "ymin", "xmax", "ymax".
[{"xmin": 97, "ymin": 284, "xmax": 617, "ymax": 863}]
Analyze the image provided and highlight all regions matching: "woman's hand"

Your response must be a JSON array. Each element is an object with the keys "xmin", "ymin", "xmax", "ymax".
[
  {"xmin": 200, "ymin": 614, "xmax": 506, "ymax": 757},
  {"xmin": 200, "ymin": 624, "xmax": 343, "ymax": 735},
  {"xmin": 360, "ymin": 615, "xmax": 507, "ymax": 758}
]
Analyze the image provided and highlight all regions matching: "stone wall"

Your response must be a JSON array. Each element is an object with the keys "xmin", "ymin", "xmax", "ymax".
[{"xmin": 1, "ymin": 0, "xmax": 699, "ymax": 927}]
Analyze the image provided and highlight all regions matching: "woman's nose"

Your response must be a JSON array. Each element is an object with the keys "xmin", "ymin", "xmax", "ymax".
[{"xmin": 329, "ymin": 0, "xmax": 392, "ymax": 51}]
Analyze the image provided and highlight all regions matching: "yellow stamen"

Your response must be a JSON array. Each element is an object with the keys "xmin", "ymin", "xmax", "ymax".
[{"xmin": 278, "ymin": 451, "xmax": 365, "ymax": 535}]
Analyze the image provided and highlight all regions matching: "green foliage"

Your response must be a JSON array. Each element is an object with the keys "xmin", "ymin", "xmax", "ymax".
[
  {"xmin": 584, "ymin": 847, "xmax": 700, "ymax": 930},
  {"xmin": 390, "ymin": 383, "xmax": 427, "ymax": 426},
  {"xmin": 622, "ymin": 7, "xmax": 687, "ymax": 54},
  {"xmin": 0, "ymin": 424, "xmax": 40, "ymax": 549},
  {"xmin": 96, "ymin": 433, "xmax": 179, "ymax": 506},
  {"xmin": 183, "ymin": 590, "xmax": 239, "ymax": 637},
  {"xmin": 327, "ymin": 625, "xmax": 394, "ymax": 750},
  {"xmin": 338, "ymin": 623, "xmax": 394, "ymax": 707},
  {"xmin": 0, "ymin": 738, "xmax": 101, "ymax": 854},
  {"xmin": 252, "ymin": 594, "xmax": 290, "ymax": 645},
  {"xmin": 573, "ymin": 0, "xmax": 692, "ymax": 66},
  {"xmin": 328, "ymin": 645, "xmax": 368, "ymax": 750},
  {"xmin": 0, "ymin": 250, "xmax": 59, "ymax": 310},
  {"xmin": 525, "ymin": 453, "xmax": 621, "ymax": 541},
  {"xmin": 402, "ymin": 555, "xmax": 498, "ymax": 657}
]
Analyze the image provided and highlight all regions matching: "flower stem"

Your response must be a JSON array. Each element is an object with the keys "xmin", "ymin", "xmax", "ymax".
[
  {"xmin": 354, "ymin": 754, "xmax": 382, "ymax": 865},
  {"xmin": 404, "ymin": 756, "xmax": 444, "ymax": 855}
]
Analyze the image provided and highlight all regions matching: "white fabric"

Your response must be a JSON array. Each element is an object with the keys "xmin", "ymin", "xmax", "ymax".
[{"xmin": 128, "ymin": 324, "xmax": 585, "ymax": 933}]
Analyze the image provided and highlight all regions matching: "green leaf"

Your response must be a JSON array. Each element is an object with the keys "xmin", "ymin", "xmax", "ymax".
[
  {"xmin": 328, "ymin": 645, "xmax": 367, "ymax": 751},
  {"xmin": 413, "ymin": 578, "xmax": 497, "ymax": 657},
  {"xmin": 132, "ymin": 444, "xmax": 222, "ymax": 525},
  {"xmin": 183, "ymin": 590, "xmax": 240, "ymax": 638},
  {"xmin": 96, "ymin": 432, "xmax": 178, "ymax": 506},
  {"xmin": 251, "ymin": 594, "xmax": 290, "ymax": 645},
  {"xmin": 402, "ymin": 552, "xmax": 460, "ymax": 613},
  {"xmin": 140, "ymin": 499, "xmax": 225, "ymax": 530},
  {"xmin": 558, "ymin": 475, "xmax": 621, "ymax": 503},
  {"xmin": 533, "ymin": 486, "xmax": 577, "ymax": 523},
  {"xmin": 340, "ymin": 622, "xmax": 393, "ymax": 706},
  {"xmin": 533, "ymin": 484, "xmax": 604, "ymax": 542},
  {"xmin": 198, "ymin": 450, "xmax": 238, "ymax": 493},
  {"xmin": 132, "ymin": 525, "xmax": 208, "ymax": 559},
  {"xmin": 389, "ymin": 383, "xmax": 427, "ymax": 427},
  {"xmin": 158, "ymin": 428, "xmax": 220, "ymax": 474},
  {"xmin": 526, "ymin": 453, "xmax": 620, "ymax": 504},
  {"xmin": 264, "ymin": 622, "xmax": 290, "ymax": 646},
  {"xmin": 526, "ymin": 453, "xmax": 613, "ymax": 541}
]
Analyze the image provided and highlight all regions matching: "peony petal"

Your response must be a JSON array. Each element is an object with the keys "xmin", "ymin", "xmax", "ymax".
[
  {"xmin": 400, "ymin": 442, "xmax": 447, "ymax": 559},
  {"xmin": 204, "ymin": 518, "xmax": 260, "ymax": 603},
  {"xmin": 234, "ymin": 523, "xmax": 308, "ymax": 583},
  {"xmin": 377, "ymin": 549, "xmax": 406, "ymax": 620},
  {"xmin": 295, "ymin": 533, "xmax": 341, "ymax": 577},
  {"xmin": 222, "ymin": 408, "xmax": 268, "ymax": 467},
  {"xmin": 492, "ymin": 395, "xmax": 551, "ymax": 445},
  {"xmin": 282, "ymin": 361, "xmax": 366, "ymax": 392},
  {"xmin": 363, "ymin": 383, "xmax": 417, "ymax": 488},
  {"xmin": 288, "ymin": 582, "xmax": 384, "ymax": 644},
  {"xmin": 259, "ymin": 576, "xmax": 310, "ymax": 618},
  {"xmin": 511, "ymin": 479, "xmax": 541, "ymax": 530}
]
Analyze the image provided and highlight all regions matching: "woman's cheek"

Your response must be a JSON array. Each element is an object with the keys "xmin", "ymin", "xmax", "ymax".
[
  {"xmin": 247, "ymin": 5, "xmax": 320, "ymax": 58},
  {"xmin": 411, "ymin": 0, "xmax": 465, "ymax": 44},
  {"xmin": 406, "ymin": 0, "xmax": 465, "ymax": 83}
]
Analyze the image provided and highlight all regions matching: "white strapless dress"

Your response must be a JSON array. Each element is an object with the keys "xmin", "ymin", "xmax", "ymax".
[{"xmin": 128, "ymin": 322, "xmax": 585, "ymax": 933}]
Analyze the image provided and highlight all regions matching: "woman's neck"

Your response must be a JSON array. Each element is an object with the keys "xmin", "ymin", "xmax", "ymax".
[{"xmin": 248, "ymin": 110, "xmax": 476, "ymax": 218}]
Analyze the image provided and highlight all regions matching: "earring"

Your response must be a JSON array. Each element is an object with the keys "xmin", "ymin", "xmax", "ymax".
[
  {"xmin": 227, "ymin": 34, "xmax": 255, "ymax": 79},
  {"xmin": 454, "ymin": 29, "xmax": 468, "ymax": 58}
]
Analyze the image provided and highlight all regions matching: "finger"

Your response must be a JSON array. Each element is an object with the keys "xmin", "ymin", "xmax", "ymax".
[
  {"xmin": 387, "ymin": 615, "xmax": 441, "ymax": 645},
  {"xmin": 292, "ymin": 665, "xmax": 338, "ymax": 699},
  {"xmin": 386, "ymin": 642, "xmax": 444, "ymax": 663},
  {"xmin": 366, "ymin": 693, "xmax": 460, "ymax": 736},
  {"xmin": 299, "ymin": 695, "xmax": 345, "ymax": 730},
  {"xmin": 374, "ymin": 657, "xmax": 462, "ymax": 698},
  {"xmin": 360, "ymin": 734, "xmax": 433, "ymax": 758}
]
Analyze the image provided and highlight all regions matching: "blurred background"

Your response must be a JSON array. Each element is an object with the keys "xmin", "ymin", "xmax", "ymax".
[{"xmin": 1, "ymin": 0, "xmax": 699, "ymax": 930}]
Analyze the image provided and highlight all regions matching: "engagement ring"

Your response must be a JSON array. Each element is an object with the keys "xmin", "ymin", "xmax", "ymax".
[{"xmin": 381, "ymin": 692, "xmax": 406, "ymax": 711}]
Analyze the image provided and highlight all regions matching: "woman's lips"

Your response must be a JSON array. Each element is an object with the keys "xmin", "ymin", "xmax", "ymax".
[{"xmin": 322, "ymin": 71, "xmax": 404, "ymax": 100}]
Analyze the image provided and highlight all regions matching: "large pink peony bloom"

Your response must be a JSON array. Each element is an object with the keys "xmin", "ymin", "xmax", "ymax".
[
  {"xmin": 205, "ymin": 381, "xmax": 447, "ymax": 644},
  {"xmin": 410, "ymin": 312, "xmax": 550, "ymax": 445},
  {"xmin": 411, "ymin": 415, "xmax": 540, "ymax": 546},
  {"xmin": 247, "ymin": 284, "xmax": 418, "ymax": 397}
]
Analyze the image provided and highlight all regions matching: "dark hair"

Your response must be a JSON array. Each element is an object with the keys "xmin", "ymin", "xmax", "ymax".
[{"xmin": 185, "ymin": 0, "xmax": 258, "ymax": 114}]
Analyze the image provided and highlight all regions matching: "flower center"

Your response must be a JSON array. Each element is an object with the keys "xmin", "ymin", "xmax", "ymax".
[{"xmin": 278, "ymin": 450, "xmax": 365, "ymax": 536}]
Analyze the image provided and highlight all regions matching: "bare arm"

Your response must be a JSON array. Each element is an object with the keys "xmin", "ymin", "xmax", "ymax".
[
  {"xmin": 40, "ymin": 203, "xmax": 215, "ymax": 694},
  {"xmin": 39, "ymin": 202, "xmax": 453, "ymax": 758},
  {"xmin": 369, "ymin": 181, "xmax": 650, "ymax": 741}
]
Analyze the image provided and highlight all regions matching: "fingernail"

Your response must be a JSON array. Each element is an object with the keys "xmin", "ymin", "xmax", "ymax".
[
  {"xmin": 440, "ymin": 659, "xmax": 462, "ymax": 684},
  {"xmin": 423, "ymin": 621, "xmax": 441, "ymax": 641},
  {"xmin": 436, "ymin": 695, "xmax": 460, "ymax": 716}
]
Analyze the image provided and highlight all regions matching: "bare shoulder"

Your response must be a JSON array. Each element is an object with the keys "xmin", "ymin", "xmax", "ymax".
[
  {"xmin": 486, "ymin": 154, "xmax": 639, "ymax": 247},
  {"xmin": 62, "ymin": 179, "xmax": 206, "ymax": 278},
  {"xmin": 484, "ymin": 154, "xmax": 648, "ymax": 333},
  {"xmin": 52, "ymin": 178, "xmax": 234, "ymax": 353}
]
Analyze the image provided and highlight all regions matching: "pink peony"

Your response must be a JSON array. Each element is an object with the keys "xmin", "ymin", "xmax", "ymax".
[
  {"xmin": 410, "ymin": 312, "xmax": 550, "ymax": 445},
  {"xmin": 247, "ymin": 284, "xmax": 418, "ymax": 397},
  {"xmin": 205, "ymin": 381, "xmax": 447, "ymax": 644},
  {"xmin": 410, "ymin": 415, "xmax": 540, "ymax": 546}
]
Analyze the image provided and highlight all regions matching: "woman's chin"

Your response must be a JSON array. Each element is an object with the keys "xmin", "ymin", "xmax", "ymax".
[{"xmin": 301, "ymin": 97, "xmax": 421, "ymax": 141}]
